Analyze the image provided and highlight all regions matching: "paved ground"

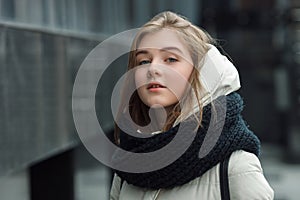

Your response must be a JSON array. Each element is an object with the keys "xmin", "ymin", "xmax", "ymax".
[{"xmin": 0, "ymin": 144, "xmax": 300, "ymax": 200}]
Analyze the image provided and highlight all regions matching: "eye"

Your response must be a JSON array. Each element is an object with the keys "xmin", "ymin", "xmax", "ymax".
[
  {"xmin": 166, "ymin": 57, "xmax": 178, "ymax": 63},
  {"xmin": 138, "ymin": 60, "xmax": 151, "ymax": 65}
]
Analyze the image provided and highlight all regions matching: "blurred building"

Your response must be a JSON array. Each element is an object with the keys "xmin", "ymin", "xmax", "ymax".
[{"xmin": 201, "ymin": 0, "xmax": 300, "ymax": 162}]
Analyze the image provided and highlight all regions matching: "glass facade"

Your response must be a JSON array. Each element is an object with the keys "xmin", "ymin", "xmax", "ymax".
[
  {"xmin": 0, "ymin": 26, "xmax": 98, "ymax": 175},
  {"xmin": 0, "ymin": 0, "xmax": 201, "ymax": 177}
]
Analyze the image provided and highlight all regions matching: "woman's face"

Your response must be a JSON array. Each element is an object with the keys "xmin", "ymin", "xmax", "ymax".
[{"xmin": 134, "ymin": 29, "xmax": 194, "ymax": 113}]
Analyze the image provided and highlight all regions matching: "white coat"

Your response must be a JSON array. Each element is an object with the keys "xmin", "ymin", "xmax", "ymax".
[{"xmin": 110, "ymin": 150, "xmax": 274, "ymax": 200}]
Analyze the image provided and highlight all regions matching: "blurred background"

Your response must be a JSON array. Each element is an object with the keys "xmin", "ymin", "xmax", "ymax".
[{"xmin": 1, "ymin": 0, "xmax": 300, "ymax": 199}]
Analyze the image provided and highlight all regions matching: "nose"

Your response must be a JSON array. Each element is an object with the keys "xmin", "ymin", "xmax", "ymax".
[{"xmin": 147, "ymin": 60, "xmax": 162, "ymax": 78}]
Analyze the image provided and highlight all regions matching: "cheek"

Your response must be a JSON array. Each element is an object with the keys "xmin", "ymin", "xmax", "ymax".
[
  {"xmin": 166, "ymin": 67, "xmax": 193, "ymax": 98},
  {"xmin": 134, "ymin": 68, "xmax": 147, "ymax": 89},
  {"xmin": 166, "ymin": 76, "xmax": 187, "ymax": 100},
  {"xmin": 181, "ymin": 63, "xmax": 194, "ymax": 79},
  {"xmin": 134, "ymin": 70, "xmax": 147, "ymax": 104}
]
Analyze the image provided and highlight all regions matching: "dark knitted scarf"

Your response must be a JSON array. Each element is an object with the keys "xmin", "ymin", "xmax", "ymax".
[{"xmin": 114, "ymin": 92, "xmax": 260, "ymax": 189}]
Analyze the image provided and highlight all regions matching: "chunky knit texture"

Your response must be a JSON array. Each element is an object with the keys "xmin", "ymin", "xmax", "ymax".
[{"xmin": 115, "ymin": 92, "xmax": 260, "ymax": 189}]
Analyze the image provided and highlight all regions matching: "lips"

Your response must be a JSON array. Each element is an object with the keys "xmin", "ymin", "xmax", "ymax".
[{"xmin": 147, "ymin": 82, "xmax": 166, "ymax": 89}]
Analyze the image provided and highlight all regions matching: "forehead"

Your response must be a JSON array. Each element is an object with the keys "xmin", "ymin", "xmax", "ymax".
[{"xmin": 137, "ymin": 29, "xmax": 191, "ymax": 58}]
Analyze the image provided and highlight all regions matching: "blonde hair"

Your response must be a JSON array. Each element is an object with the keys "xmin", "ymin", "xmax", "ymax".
[{"xmin": 115, "ymin": 11, "xmax": 215, "ymax": 143}]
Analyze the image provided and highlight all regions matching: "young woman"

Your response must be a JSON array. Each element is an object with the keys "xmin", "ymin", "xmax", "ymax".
[{"xmin": 110, "ymin": 11, "xmax": 274, "ymax": 200}]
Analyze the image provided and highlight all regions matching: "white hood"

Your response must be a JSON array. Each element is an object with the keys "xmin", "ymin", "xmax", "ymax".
[
  {"xmin": 200, "ymin": 44, "xmax": 241, "ymax": 106},
  {"xmin": 173, "ymin": 44, "xmax": 241, "ymax": 126}
]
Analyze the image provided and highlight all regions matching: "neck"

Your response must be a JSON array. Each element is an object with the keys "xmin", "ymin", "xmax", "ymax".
[{"xmin": 148, "ymin": 105, "xmax": 169, "ymax": 131}]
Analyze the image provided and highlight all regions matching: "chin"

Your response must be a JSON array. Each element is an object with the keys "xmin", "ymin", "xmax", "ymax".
[{"xmin": 147, "ymin": 103, "xmax": 164, "ymax": 108}]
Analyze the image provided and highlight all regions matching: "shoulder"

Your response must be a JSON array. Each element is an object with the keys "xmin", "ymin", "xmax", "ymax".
[
  {"xmin": 228, "ymin": 150, "xmax": 262, "ymax": 176},
  {"xmin": 227, "ymin": 150, "xmax": 274, "ymax": 200}
]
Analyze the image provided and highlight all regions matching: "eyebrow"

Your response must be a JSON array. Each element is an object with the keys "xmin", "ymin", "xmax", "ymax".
[{"xmin": 135, "ymin": 46, "xmax": 184, "ymax": 56}]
